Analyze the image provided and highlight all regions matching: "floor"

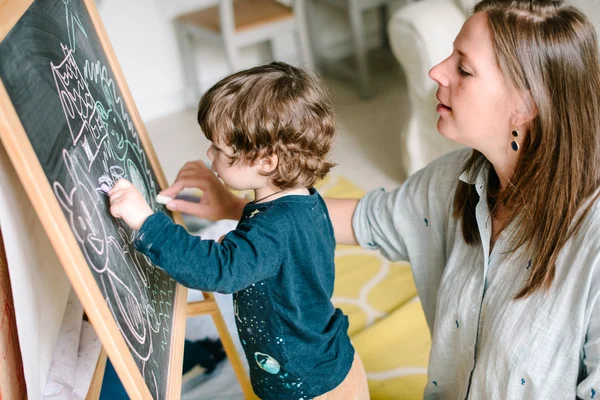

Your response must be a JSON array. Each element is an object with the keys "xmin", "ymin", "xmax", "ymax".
[{"xmin": 143, "ymin": 52, "xmax": 410, "ymax": 399}]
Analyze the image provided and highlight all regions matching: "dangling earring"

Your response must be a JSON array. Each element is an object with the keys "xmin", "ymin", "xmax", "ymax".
[{"xmin": 511, "ymin": 129, "xmax": 519, "ymax": 151}]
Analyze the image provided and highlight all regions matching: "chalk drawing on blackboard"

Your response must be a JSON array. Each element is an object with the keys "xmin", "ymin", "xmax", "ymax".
[
  {"xmin": 0, "ymin": 0, "xmax": 190, "ymax": 397},
  {"xmin": 52, "ymin": 44, "xmax": 108, "ymax": 169},
  {"xmin": 53, "ymin": 149, "xmax": 109, "ymax": 273},
  {"xmin": 48, "ymin": 1, "xmax": 172, "ymax": 396}
]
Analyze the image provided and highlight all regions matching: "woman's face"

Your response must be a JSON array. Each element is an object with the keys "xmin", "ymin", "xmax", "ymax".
[{"xmin": 429, "ymin": 12, "xmax": 519, "ymax": 156}]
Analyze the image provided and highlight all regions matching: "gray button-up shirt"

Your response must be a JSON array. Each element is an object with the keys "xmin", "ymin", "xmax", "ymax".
[{"xmin": 353, "ymin": 148, "xmax": 600, "ymax": 399}]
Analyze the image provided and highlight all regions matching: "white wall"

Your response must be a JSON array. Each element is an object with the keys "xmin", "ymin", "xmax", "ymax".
[
  {"xmin": 98, "ymin": 0, "xmax": 392, "ymax": 122},
  {"xmin": 98, "ymin": 0, "xmax": 187, "ymax": 121}
]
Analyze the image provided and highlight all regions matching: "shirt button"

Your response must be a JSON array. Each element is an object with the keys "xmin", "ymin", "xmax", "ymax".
[{"xmin": 471, "ymin": 306, "xmax": 477, "ymax": 313}]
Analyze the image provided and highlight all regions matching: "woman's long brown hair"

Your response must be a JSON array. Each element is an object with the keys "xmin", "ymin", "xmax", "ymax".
[{"xmin": 454, "ymin": 0, "xmax": 600, "ymax": 298}]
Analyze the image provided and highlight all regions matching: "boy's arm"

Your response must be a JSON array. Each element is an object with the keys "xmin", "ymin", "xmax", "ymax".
[{"xmin": 134, "ymin": 212, "xmax": 282, "ymax": 293}]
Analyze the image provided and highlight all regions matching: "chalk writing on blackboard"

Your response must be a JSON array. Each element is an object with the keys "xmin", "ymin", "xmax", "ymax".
[{"xmin": 0, "ymin": 0, "xmax": 178, "ymax": 397}]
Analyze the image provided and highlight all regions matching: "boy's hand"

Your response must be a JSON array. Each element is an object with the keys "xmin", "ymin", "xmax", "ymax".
[
  {"xmin": 109, "ymin": 179, "xmax": 153, "ymax": 230},
  {"xmin": 159, "ymin": 161, "xmax": 246, "ymax": 221}
]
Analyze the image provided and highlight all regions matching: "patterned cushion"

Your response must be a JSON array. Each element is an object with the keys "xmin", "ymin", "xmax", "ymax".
[{"xmin": 353, "ymin": 300, "xmax": 431, "ymax": 400}]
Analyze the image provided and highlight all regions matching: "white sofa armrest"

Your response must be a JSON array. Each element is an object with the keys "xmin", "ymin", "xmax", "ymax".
[
  {"xmin": 388, "ymin": 0, "xmax": 466, "ymax": 99},
  {"xmin": 387, "ymin": 0, "xmax": 468, "ymax": 176}
]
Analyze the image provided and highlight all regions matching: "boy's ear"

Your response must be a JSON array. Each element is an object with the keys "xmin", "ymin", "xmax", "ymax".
[{"xmin": 258, "ymin": 154, "xmax": 278, "ymax": 174}]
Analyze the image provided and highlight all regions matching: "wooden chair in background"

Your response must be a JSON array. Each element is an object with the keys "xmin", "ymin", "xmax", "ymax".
[
  {"xmin": 175, "ymin": 0, "xmax": 314, "ymax": 107},
  {"xmin": 310, "ymin": 0, "xmax": 402, "ymax": 98}
]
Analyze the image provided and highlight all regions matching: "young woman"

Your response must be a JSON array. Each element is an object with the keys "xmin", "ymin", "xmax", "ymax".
[{"xmin": 159, "ymin": 1, "xmax": 600, "ymax": 397}]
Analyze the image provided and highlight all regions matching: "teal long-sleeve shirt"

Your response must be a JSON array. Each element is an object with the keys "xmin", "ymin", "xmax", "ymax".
[{"xmin": 134, "ymin": 188, "xmax": 354, "ymax": 399}]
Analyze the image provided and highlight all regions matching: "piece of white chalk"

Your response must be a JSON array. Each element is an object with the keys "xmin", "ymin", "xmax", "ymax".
[
  {"xmin": 100, "ymin": 183, "xmax": 111, "ymax": 194},
  {"xmin": 155, "ymin": 194, "xmax": 173, "ymax": 205}
]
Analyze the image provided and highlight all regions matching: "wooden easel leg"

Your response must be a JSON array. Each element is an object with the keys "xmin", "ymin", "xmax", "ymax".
[{"xmin": 86, "ymin": 348, "xmax": 108, "ymax": 400}]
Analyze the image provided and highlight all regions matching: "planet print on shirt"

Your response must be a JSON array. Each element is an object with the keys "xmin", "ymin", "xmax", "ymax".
[{"xmin": 255, "ymin": 352, "xmax": 281, "ymax": 374}]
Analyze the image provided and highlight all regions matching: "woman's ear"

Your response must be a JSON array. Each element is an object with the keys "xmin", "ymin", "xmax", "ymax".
[
  {"xmin": 512, "ymin": 90, "xmax": 538, "ymax": 126},
  {"xmin": 258, "ymin": 153, "xmax": 279, "ymax": 174}
]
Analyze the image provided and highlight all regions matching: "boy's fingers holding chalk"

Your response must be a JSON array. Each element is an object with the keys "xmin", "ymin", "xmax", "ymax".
[
  {"xmin": 114, "ymin": 178, "xmax": 133, "ymax": 188},
  {"xmin": 109, "ymin": 197, "xmax": 126, "ymax": 218},
  {"xmin": 108, "ymin": 189, "xmax": 126, "ymax": 204},
  {"xmin": 109, "ymin": 178, "xmax": 133, "ymax": 194}
]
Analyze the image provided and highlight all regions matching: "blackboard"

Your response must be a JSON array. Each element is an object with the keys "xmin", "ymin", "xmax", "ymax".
[{"xmin": 0, "ymin": 0, "xmax": 187, "ymax": 398}]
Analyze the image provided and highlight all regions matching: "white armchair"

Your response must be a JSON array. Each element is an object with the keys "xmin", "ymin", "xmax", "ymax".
[
  {"xmin": 387, "ymin": 0, "xmax": 600, "ymax": 176},
  {"xmin": 387, "ymin": 0, "xmax": 466, "ymax": 176}
]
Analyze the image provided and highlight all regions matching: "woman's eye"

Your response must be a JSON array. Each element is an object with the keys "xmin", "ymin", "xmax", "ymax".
[{"xmin": 458, "ymin": 65, "xmax": 471, "ymax": 77}]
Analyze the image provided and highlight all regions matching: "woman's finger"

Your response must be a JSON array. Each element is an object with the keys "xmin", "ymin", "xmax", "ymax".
[{"xmin": 165, "ymin": 199, "xmax": 204, "ymax": 216}]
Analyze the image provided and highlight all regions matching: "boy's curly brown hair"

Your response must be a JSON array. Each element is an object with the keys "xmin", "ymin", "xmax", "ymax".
[{"xmin": 197, "ymin": 62, "xmax": 336, "ymax": 190}]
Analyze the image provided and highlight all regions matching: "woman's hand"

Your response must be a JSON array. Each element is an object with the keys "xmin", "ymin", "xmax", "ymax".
[
  {"xmin": 159, "ymin": 161, "xmax": 247, "ymax": 221},
  {"xmin": 109, "ymin": 179, "xmax": 153, "ymax": 230}
]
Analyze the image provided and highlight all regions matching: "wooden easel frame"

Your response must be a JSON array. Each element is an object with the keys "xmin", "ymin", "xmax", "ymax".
[
  {"xmin": 84, "ymin": 294, "xmax": 257, "ymax": 400},
  {"xmin": 83, "ymin": 296, "xmax": 255, "ymax": 400},
  {"xmin": 0, "ymin": 0, "xmax": 187, "ymax": 398},
  {"xmin": 0, "ymin": 0, "xmax": 253, "ymax": 398}
]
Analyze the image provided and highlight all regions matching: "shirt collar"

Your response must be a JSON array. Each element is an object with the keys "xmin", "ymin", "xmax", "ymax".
[{"xmin": 458, "ymin": 155, "xmax": 491, "ymax": 195}]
